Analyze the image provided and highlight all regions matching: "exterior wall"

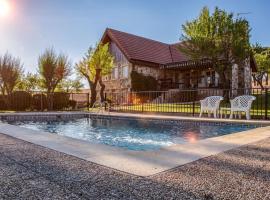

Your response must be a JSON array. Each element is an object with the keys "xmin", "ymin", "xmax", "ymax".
[
  {"xmin": 102, "ymin": 41, "xmax": 252, "ymax": 92},
  {"xmin": 102, "ymin": 42, "xmax": 131, "ymax": 93},
  {"xmin": 165, "ymin": 69, "xmax": 219, "ymax": 89},
  {"xmin": 103, "ymin": 42, "xmax": 164, "ymax": 93},
  {"xmin": 133, "ymin": 65, "xmax": 163, "ymax": 80}
]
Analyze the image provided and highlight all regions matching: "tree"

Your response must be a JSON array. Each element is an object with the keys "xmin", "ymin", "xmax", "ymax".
[
  {"xmin": 179, "ymin": 7, "xmax": 251, "ymax": 89},
  {"xmin": 56, "ymin": 78, "xmax": 84, "ymax": 92},
  {"xmin": 16, "ymin": 73, "xmax": 41, "ymax": 92},
  {"xmin": 38, "ymin": 48, "xmax": 71, "ymax": 110},
  {"xmin": 76, "ymin": 43, "xmax": 113, "ymax": 106},
  {"xmin": 252, "ymin": 44, "xmax": 270, "ymax": 88},
  {"xmin": 0, "ymin": 53, "xmax": 23, "ymax": 95}
]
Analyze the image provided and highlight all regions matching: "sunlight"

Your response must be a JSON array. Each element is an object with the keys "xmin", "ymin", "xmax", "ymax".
[
  {"xmin": 0, "ymin": 0, "xmax": 10, "ymax": 17},
  {"xmin": 184, "ymin": 132, "xmax": 199, "ymax": 143}
]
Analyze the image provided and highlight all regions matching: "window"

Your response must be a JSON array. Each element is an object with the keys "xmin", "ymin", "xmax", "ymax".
[
  {"xmin": 122, "ymin": 66, "xmax": 129, "ymax": 78},
  {"xmin": 112, "ymin": 67, "xmax": 118, "ymax": 80}
]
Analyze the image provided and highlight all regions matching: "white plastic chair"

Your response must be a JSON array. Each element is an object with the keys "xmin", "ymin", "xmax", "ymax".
[
  {"xmin": 199, "ymin": 96, "xmax": 224, "ymax": 118},
  {"xmin": 229, "ymin": 95, "xmax": 256, "ymax": 120}
]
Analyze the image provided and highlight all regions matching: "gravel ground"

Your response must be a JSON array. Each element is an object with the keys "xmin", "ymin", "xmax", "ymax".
[{"xmin": 0, "ymin": 133, "xmax": 270, "ymax": 200}]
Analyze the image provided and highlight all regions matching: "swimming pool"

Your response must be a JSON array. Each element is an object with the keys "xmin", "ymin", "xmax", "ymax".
[{"xmin": 5, "ymin": 116, "xmax": 260, "ymax": 151}]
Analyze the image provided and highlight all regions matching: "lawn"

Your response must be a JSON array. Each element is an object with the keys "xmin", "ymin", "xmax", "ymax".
[{"xmin": 110, "ymin": 102, "xmax": 270, "ymax": 117}]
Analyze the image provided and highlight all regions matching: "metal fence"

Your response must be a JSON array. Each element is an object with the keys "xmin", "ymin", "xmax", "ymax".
[
  {"xmin": 105, "ymin": 88, "xmax": 270, "ymax": 120},
  {"xmin": 0, "ymin": 91, "xmax": 90, "ymax": 111}
]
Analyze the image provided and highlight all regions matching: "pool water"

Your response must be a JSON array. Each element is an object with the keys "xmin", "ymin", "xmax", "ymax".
[{"xmin": 8, "ymin": 118, "xmax": 258, "ymax": 151}]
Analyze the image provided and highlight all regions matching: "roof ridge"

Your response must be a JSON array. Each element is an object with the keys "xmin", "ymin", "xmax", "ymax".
[
  {"xmin": 107, "ymin": 28, "xmax": 170, "ymax": 46},
  {"xmin": 106, "ymin": 28, "xmax": 132, "ymax": 59}
]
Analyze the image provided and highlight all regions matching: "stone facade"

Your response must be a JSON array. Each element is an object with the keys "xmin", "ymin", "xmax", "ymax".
[
  {"xmin": 102, "ymin": 42, "xmax": 131, "ymax": 93},
  {"xmin": 102, "ymin": 41, "xmax": 253, "ymax": 92},
  {"xmin": 231, "ymin": 58, "xmax": 252, "ymax": 91}
]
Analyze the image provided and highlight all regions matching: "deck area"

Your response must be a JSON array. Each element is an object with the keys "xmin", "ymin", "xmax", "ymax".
[{"xmin": 1, "ymin": 133, "xmax": 270, "ymax": 199}]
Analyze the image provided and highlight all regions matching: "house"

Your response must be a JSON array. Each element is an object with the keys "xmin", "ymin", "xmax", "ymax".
[{"xmin": 100, "ymin": 28, "xmax": 257, "ymax": 93}]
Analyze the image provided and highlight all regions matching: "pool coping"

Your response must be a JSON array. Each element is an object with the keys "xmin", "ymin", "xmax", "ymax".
[{"xmin": 1, "ymin": 111, "xmax": 270, "ymax": 176}]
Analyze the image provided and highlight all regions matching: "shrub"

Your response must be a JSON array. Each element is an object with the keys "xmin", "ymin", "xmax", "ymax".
[
  {"xmin": 52, "ymin": 92, "xmax": 70, "ymax": 110},
  {"xmin": 131, "ymin": 71, "xmax": 158, "ymax": 91},
  {"xmin": 0, "ymin": 95, "xmax": 8, "ymax": 110},
  {"xmin": 9, "ymin": 91, "xmax": 32, "ymax": 111},
  {"xmin": 69, "ymin": 100, "xmax": 77, "ymax": 109},
  {"xmin": 32, "ymin": 93, "xmax": 47, "ymax": 111}
]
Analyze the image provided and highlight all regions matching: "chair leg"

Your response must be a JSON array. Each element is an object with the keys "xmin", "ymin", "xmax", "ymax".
[
  {"xmin": 214, "ymin": 111, "xmax": 217, "ymax": 118},
  {"xmin": 199, "ymin": 110, "xmax": 202, "ymax": 118},
  {"xmin": 246, "ymin": 111, "xmax": 250, "ymax": 120},
  {"xmin": 229, "ymin": 111, "xmax": 233, "ymax": 119}
]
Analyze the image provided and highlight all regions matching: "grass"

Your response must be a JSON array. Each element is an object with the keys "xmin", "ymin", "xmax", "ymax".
[{"xmin": 110, "ymin": 103, "xmax": 270, "ymax": 117}]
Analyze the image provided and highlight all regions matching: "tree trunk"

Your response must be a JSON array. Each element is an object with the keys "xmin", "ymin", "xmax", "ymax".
[
  {"xmin": 89, "ymin": 68, "xmax": 101, "ymax": 107},
  {"xmin": 47, "ymin": 91, "xmax": 53, "ymax": 111},
  {"xmin": 218, "ymin": 70, "xmax": 231, "ymax": 102},
  {"xmin": 99, "ymin": 78, "xmax": 106, "ymax": 102},
  {"xmin": 90, "ymin": 84, "xmax": 97, "ymax": 107}
]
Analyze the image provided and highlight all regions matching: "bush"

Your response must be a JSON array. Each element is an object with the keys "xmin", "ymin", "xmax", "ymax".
[
  {"xmin": 52, "ymin": 92, "xmax": 70, "ymax": 110},
  {"xmin": 32, "ymin": 93, "xmax": 47, "ymax": 111},
  {"xmin": 69, "ymin": 100, "xmax": 77, "ymax": 109},
  {"xmin": 131, "ymin": 71, "xmax": 158, "ymax": 91},
  {"xmin": 0, "ymin": 95, "xmax": 8, "ymax": 110},
  {"xmin": 9, "ymin": 91, "xmax": 32, "ymax": 111}
]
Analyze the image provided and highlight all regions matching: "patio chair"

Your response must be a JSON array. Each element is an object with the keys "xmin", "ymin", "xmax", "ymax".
[
  {"xmin": 199, "ymin": 96, "xmax": 224, "ymax": 118},
  {"xmin": 229, "ymin": 95, "xmax": 256, "ymax": 120}
]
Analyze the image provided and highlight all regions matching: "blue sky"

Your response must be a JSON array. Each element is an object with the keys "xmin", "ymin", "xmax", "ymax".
[{"xmin": 0, "ymin": 0, "xmax": 269, "ymax": 73}]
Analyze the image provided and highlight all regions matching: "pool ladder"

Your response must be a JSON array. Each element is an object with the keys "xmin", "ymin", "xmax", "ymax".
[{"xmin": 91, "ymin": 101, "xmax": 110, "ymax": 114}]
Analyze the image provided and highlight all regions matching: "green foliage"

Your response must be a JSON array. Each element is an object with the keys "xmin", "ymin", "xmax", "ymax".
[
  {"xmin": 56, "ymin": 78, "xmax": 83, "ymax": 92},
  {"xmin": 0, "ymin": 53, "xmax": 24, "ymax": 95},
  {"xmin": 179, "ymin": 7, "xmax": 251, "ymax": 88},
  {"xmin": 38, "ymin": 48, "xmax": 71, "ymax": 93},
  {"xmin": 131, "ymin": 71, "xmax": 158, "ymax": 91},
  {"xmin": 252, "ymin": 44, "xmax": 270, "ymax": 72},
  {"xmin": 38, "ymin": 48, "xmax": 71, "ymax": 110},
  {"xmin": 76, "ymin": 43, "xmax": 114, "ymax": 105},
  {"xmin": 16, "ymin": 73, "xmax": 41, "ymax": 91},
  {"xmin": 9, "ymin": 91, "xmax": 32, "ymax": 111},
  {"xmin": 76, "ymin": 43, "xmax": 114, "ymax": 86}
]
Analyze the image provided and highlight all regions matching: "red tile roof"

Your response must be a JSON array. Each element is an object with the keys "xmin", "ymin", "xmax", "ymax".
[
  {"xmin": 101, "ymin": 28, "xmax": 189, "ymax": 65},
  {"xmin": 101, "ymin": 28, "xmax": 257, "ymax": 72}
]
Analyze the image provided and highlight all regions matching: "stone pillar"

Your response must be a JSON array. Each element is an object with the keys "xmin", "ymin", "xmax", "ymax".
[
  {"xmin": 215, "ymin": 72, "xmax": 219, "ymax": 87},
  {"xmin": 244, "ymin": 58, "xmax": 252, "ymax": 89},
  {"xmin": 232, "ymin": 64, "xmax": 238, "ymax": 89}
]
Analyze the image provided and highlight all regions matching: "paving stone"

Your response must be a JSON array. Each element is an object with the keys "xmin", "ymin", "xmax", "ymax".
[{"xmin": 1, "ymin": 133, "xmax": 270, "ymax": 199}]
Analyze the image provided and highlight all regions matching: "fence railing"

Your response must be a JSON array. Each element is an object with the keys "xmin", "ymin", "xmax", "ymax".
[
  {"xmin": 105, "ymin": 88, "xmax": 270, "ymax": 120},
  {"xmin": 0, "ymin": 91, "xmax": 90, "ymax": 111},
  {"xmin": 2, "ymin": 88, "xmax": 269, "ymax": 119}
]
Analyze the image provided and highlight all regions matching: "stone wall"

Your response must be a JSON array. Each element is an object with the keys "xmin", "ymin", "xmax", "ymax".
[
  {"xmin": 102, "ymin": 42, "xmax": 131, "ymax": 93},
  {"xmin": 231, "ymin": 58, "xmax": 252, "ymax": 91}
]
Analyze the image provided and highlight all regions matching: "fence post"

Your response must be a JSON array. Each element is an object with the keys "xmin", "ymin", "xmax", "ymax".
[
  {"xmin": 192, "ymin": 99, "xmax": 195, "ymax": 116},
  {"xmin": 104, "ymin": 93, "xmax": 107, "ymax": 111},
  {"xmin": 265, "ymin": 88, "xmax": 268, "ymax": 120},
  {"xmin": 87, "ymin": 93, "xmax": 90, "ymax": 111},
  {"xmin": 41, "ymin": 92, "xmax": 43, "ymax": 112}
]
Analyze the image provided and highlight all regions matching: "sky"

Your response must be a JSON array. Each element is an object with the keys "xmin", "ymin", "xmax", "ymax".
[{"xmin": 0, "ymin": 0, "xmax": 269, "ymax": 74}]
